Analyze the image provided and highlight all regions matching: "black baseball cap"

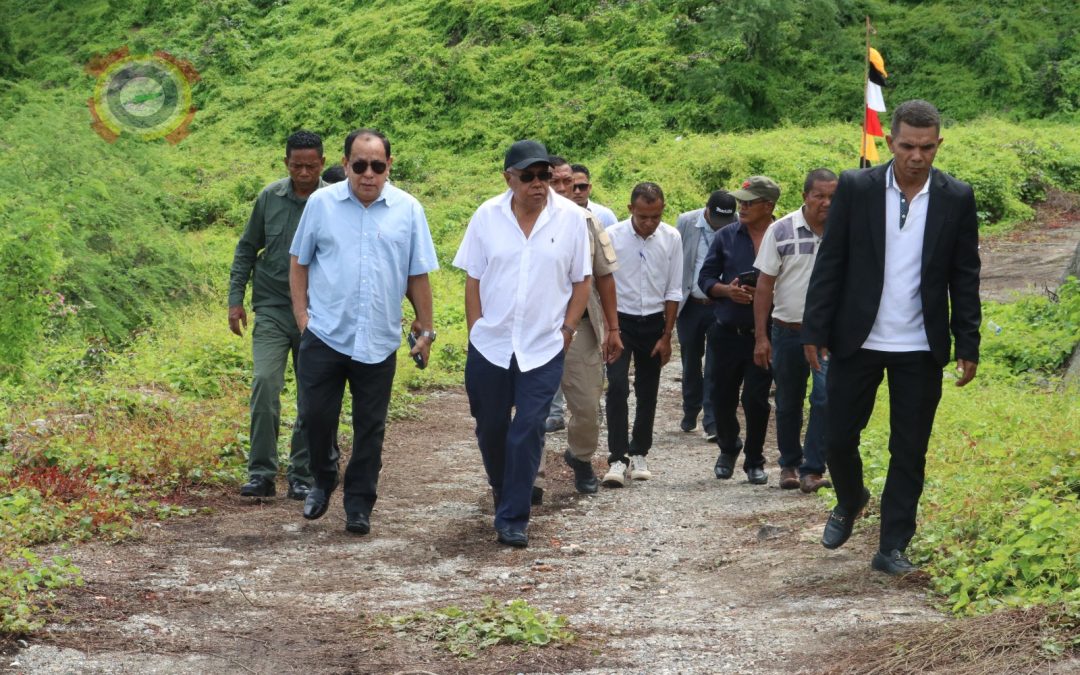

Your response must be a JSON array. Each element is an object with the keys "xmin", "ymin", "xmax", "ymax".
[
  {"xmin": 706, "ymin": 190, "xmax": 738, "ymax": 226},
  {"xmin": 504, "ymin": 139, "xmax": 550, "ymax": 170}
]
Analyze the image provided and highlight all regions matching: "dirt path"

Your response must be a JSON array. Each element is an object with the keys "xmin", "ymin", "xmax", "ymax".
[{"xmin": 6, "ymin": 203, "xmax": 1079, "ymax": 674}]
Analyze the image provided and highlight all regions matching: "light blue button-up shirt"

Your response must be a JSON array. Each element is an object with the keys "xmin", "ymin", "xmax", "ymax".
[{"xmin": 290, "ymin": 180, "xmax": 439, "ymax": 363}]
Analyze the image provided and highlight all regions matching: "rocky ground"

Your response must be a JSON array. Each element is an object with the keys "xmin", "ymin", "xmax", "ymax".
[{"xmin": 4, "ymin": 201, "xmax": 1078, "ymax": 674}]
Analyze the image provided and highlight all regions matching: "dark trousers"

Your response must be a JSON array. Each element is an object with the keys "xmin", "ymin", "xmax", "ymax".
[
  {"xmin": 298, "ymin": 330, "xmax": 396, "ymax": 517},
  {"xmin": 708, "ymin": 323, "xmax": 772, "ymax": 470},
  {"xmin": 676, "ymin": 301, "xmax": 716, "ymax": 432},
  {"xmin": 826, "ymin": 349, "xmax": 942, "ymax": 554},
  {"xmin": 464, "ymin": 344, "xmax": 564, "ymax": 531},
  {"xmin": 606, "ymin": 312, "xmax": 665, "ymax": 464}
]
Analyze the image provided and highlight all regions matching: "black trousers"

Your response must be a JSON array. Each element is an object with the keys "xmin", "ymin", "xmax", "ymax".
[
  {"xmin": 826, "ymin": 349, "xmax": 942, "ymax": 554},
  {"xmin": 298, "ymin": 330, "xmax": 396, "ymax": 517},
  {"xmin": 708, "ymin": 323, "xmax": 772, "ymax": 470},
  {"xmin": 605, "ymin": 312, "xmax": 665, "ymax": 464}
]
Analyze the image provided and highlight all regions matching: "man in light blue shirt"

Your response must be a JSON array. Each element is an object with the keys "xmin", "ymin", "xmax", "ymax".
[{"xmin": 289, "ymin": 128, "xmax": 438, "ymax": 535}]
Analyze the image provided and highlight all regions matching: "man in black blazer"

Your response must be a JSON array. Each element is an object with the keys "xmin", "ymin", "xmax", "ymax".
[{"xmin": 801, "ymin": 99, "xmax": 981, "ymax": 575}]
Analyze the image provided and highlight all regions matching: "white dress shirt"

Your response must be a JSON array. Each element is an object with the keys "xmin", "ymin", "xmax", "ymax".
[
  {"xmin": 587, "ymin": 200, "xmax": 619, "ymax": 228},
  {"xmin": 607, "ymin": 219, "xmax": 683, "ymax": 316},
  {"xmin": 453, "ymin": 188, "xmax": 592, "ymax": 372}
]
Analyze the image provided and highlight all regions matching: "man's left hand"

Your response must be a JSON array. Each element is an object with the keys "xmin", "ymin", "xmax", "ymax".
[
  {"xmin": 650, "ymin": 334, "xmax": 672, "ymax": 367},
  {"xmin": 955, "ymin": 359, "xmax": 977, "ymax": 386}
]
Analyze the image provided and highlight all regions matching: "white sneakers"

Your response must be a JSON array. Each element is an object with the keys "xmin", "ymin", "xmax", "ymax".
[
  {"xmin": 603, "ymin": 457, "xmax": 653, "ymax": 486},
  {"xmin": 629, "ymin": 456, "xmax": 652, "ymax": 480},
  {"xmin": 602, "ymin": 460, "xmax": 627, "ymax": 487}
]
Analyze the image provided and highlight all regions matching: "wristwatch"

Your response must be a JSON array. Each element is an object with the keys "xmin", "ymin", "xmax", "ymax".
[{"xmin": 418, "ymin": 330, "xmax": 437, "ymax": 342}]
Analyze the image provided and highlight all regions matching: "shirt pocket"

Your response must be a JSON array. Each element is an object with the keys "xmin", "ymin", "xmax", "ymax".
[{"xmin": 596, "ymin": 226, "xmax": 618, "ymax": 266}]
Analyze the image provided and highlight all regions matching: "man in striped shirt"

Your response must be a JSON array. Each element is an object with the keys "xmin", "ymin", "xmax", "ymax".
[{"xmin": 752, "ymin": 169, "xmax": 838, "ymax": 493}]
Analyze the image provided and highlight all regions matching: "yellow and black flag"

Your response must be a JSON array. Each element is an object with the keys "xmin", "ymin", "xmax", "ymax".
[{"xmin": 861, "ymin": 45, "xmax": 888, "ymax": 167}]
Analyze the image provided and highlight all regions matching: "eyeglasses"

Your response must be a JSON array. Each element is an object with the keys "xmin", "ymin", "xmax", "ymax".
[
  {"xmin": 350, "ymin": 159, "xmax": 388, "ymax": 175},
  {"xmin": 511, "ymin": 169, "xmax": 552, "ymax": 183},
  {"xmin": 737, "ymin": 198, "xmax": 765, "ymax": 206},
  {"xmin": 572, "ymin": 183, "xmax": 590, "ymax": 192}
]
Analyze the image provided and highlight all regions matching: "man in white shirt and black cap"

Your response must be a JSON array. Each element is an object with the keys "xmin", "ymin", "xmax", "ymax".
[
  {"xmin": 675, "ymin": 190, "xmax": 738, "ymax": 443},
  {"xmin": 453, "ymin": 140, "xmax": 592, "ymax": 548}
]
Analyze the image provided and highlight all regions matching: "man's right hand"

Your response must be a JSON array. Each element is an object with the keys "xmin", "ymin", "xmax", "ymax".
[
  {"xmin": 720, "ymin": 279, "xmax": 754, "ymax": 305},
  {"xmin": 228, "ymin": 305, "xmax": 247, "ymax": 336},
  {"xmin": 804, "ymin": 344, "xmax": 829, "ymax": 372},
  {"xmin": 753, "ymin": 336, "xmax": 772, "ymax": 370}
]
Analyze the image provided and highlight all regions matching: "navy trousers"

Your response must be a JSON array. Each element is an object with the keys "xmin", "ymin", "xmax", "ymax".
[{"xmin": 464, "ymin": 344, "xmax": 564, "ymax": 531}]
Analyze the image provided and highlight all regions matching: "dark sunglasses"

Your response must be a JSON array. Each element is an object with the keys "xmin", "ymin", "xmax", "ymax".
[
  {"xmin": 512, "ymin": 169, "xmax": 553, "ymax": 183},
  {"xmin": 350, "ymin": 159, "xmax": 388, "ymax": 175},
  {"xmin": 572, "ymin": 183, "xmax": 590, "ymax": 192},
  {"xmin": 737, "ymin": 198, "xmax": 765, "ymax": 206}
]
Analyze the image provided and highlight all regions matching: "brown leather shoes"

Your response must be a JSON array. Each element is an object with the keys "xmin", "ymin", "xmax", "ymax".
[
  {"xmin": 800, "ymin": 473, "xmax": 832, "ymax": 493},
  {"xmin": 780, "ymin": 467, "xmax": 800, "ymax": 490}
]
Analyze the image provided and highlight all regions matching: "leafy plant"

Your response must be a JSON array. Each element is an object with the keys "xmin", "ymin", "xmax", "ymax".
[{"xmin": 386, "ymin": 598, "xmax": 574, "ymax": 659}]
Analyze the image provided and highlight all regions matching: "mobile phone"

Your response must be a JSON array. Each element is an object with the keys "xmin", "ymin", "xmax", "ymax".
[
  {"xmin": 737, "ymin": 270, "xmax": 759, "ymax": 287},
  {"xmin": 406, "ymin": 332, "xmax": 427, "ymax": 369}
]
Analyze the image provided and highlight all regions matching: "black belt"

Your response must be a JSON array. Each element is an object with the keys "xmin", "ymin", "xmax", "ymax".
[
  {"xmin": 714, "ymin": 322, "xmax": 755, "ymax": 336},
  {"xmin": 618, "ymin": 311, "xmax": 664, "ymax": 323},
  {"xmin": 688, "ymin": 296, "xmax": 713, "ymax": 306}
]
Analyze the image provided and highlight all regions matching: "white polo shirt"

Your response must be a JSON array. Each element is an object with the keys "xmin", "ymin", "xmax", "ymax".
[
  {"xmin": 607, "ymin": 219, "xmax": 683, "ymax": 316},
  {"xmin": 453, "ymin": 188, "xmax": 592, "ymax": 372},
  {"xmin": 862, "ymin": 164, "xmax": 932, "ymax": 352},
  {"xmin": 753, "ymin": 207, "xmax": 821, "ymax": 324}
]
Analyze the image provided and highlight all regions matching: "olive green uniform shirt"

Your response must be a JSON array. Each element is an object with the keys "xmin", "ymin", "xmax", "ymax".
[{"xmin": 228, "ymin": 177, "xmax": 327, "ymax": 309}]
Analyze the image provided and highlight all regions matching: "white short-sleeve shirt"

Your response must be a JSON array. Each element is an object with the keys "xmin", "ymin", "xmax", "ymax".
[{"xmin": 453, "ymin": 188, "xmax": 592, "ymax": 372}]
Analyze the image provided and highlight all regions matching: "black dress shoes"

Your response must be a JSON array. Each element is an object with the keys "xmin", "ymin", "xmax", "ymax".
[
  {"xmin": 496, "ymin": 528, "xmax": 528, "ymax": 548},
  {"xmin": 871, "ymin": 549, "xmax": 919, "ymax": 576},
  {"xmin": 746, "ymin": 467, "xmax": 768, "ymax": 485},
  {"xmin": 821, "ymin": 486, "xmax": 871, "ymax": 549},
  {"xmin": 303, "ymin": 486, "xmax": 333, "ymax": 520},
  {"xmin": 563, "ymin": 450, "xmax": 599, "ymax": 494},
  {"xmin": 714, "ymin": 453, "xmax": 736, "ymax": 479},
  {"xmin": 286, "ymin": 480, "xmax": 311, "ymax": 501},
  {"xmin": 680, "ymin": 414, "xmax": 696, "ymax": 433},
  {"xmin": 240, "ymin": 476, "xmax": 275, "ymax": 497},
  {"xmin": 345, "ymin": 512, "xmax": 370, "ymax": 535}
]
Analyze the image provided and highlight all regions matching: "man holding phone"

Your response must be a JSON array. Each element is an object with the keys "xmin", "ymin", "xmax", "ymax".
[
  {"xmin": 698, "ymin": 176, "xmax": 780, "ymax": 485},
  {"xmin": 289, "ymin": 128, "xmax": 438, "ymax": 536}
]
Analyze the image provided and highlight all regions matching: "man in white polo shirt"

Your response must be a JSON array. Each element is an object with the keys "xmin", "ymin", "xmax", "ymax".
[
  {"xmin": 453, "ymin": 140, "xmax": 592, "ymax": 548},
  {"xmin": 752, "ymin": 169, "xmax": 838, "ymax": 494},
  {"xmin": 803, "ymin": 100, "xmax": 981, "ymax": 575},
  {"xmin": 602, "ymin": 182, "xmax": 683, "ymax": 487}
]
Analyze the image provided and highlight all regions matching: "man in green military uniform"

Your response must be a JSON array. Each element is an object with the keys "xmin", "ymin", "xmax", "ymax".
[{"xmin": 229, "ymin": 130, "xmax": 326, "ymax": 499}]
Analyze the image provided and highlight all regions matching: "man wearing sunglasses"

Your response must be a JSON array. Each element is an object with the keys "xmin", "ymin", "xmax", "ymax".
[
  {"xmin": 568, "ymin": 164, "xmax": 619, "ymax": 228},
  {"xmin": 699, "ymin": 175, "xmax": 780, "ymax": 486},
  {"xmin": 229, "ymin": 130, "xmax": 326, "ymax": 501},
  {"xmin": 289, "ymin": 128, "xmax": 438, "ymax": 536},
  {"xmin": 454, "ymin": 140, "xmax": 592, "ymax": 548}
]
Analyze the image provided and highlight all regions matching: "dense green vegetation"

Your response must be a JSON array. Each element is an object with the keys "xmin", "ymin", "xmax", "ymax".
[{"xmin": 0, "ymin": 0, "xmax": 1078, "ymax": 644}]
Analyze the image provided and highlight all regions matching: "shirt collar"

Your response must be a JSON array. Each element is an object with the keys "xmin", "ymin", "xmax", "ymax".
[
  {"xmin": 334, "ymin": 180, "xmax": 397, "ymax": 207},
  {"xmin": 273, "ymin": 177, "xmax": 327, "ymax": 200},
  {"xmin": 885, "ymin": 162, "xmax": 933, "ymax": 197},
  {"xmin": 792, "ymin": 207, "xmax": 819, "ymax": 238}
]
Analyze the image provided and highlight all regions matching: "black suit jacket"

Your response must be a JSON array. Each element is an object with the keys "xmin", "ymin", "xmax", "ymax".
[{"xmin": 802, "ymin": 162, "xmax": 981, "ymax": 366}]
